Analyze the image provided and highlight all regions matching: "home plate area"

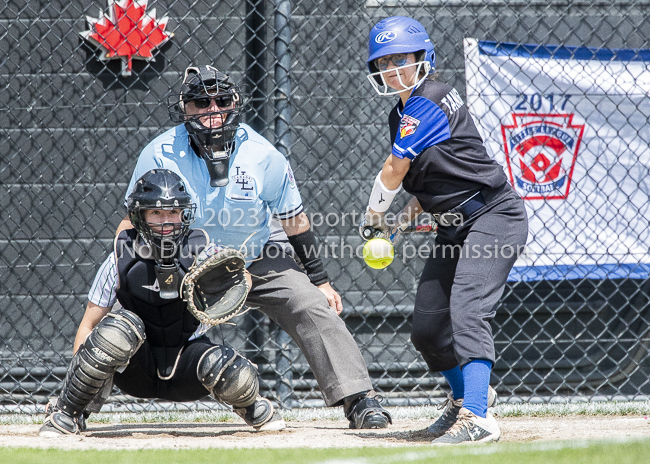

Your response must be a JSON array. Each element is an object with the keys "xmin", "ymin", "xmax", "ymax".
[{"xmin": 3, "ymin": 414, "xmax": 650, "ymax": 450}]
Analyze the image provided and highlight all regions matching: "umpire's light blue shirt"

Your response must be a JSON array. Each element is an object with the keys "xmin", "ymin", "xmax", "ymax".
[{"xmin": 125, "ymin": 123, "xmax": 303, "ymax": 263}]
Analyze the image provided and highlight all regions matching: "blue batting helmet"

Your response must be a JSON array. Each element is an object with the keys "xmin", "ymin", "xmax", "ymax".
[{"xmin": 367, "ymin": 16, "xmax": 435, "ymax": 74}]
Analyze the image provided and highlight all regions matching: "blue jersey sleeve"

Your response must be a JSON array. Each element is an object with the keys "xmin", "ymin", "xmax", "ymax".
[
  {"xmin": 392, "ymin": 96, "xmax": 451, "ymax": 160},
  {"xmin": 261, "ymin": 150, "xmax": 304, "ymax": 220}
]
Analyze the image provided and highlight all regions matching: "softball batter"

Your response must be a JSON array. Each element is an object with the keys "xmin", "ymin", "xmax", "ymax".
[{"xmin": 360, "ymin": 16, "xmax": 528, "ymax": 444}]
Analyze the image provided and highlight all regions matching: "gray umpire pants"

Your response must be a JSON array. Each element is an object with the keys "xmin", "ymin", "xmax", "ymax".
[{"xmin": 246, "ymin": 248, "xmax": 373, "ymax": 406}]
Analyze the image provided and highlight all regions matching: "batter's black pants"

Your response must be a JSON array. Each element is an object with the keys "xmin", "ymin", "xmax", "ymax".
[{"xmin": 411, "ymin": 185, "xmax": 528, "ymax": 372}]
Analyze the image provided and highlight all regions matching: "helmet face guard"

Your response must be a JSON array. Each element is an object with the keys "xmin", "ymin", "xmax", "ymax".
[
  {"xmin": 127, "ymin": 169, "xmax": 196, "ymax": 298},
  {"xmin": 131, "ymin": 207, "xmax": 195, "ymax": 262},
  {"xmin": 168, "ymin": 65, "xmax": 248, "ymax": 187},
  {"xmin": 366, "ymin": 17, "xmax": 436, "ymax": 96},
  {"xmin": 367, "ymin": 59, "xmax": 431, "ymax": 96}
]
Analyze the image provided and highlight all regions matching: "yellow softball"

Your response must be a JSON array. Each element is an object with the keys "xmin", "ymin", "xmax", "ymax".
[{"xmin": 362, "ymin": 238, "xmax": 394, "ymax": 269}]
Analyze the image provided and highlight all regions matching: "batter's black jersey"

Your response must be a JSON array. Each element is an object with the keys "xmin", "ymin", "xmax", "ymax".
[{"xmin": 389, "ymin": 79, "xmax": 509, "ymax": 213}]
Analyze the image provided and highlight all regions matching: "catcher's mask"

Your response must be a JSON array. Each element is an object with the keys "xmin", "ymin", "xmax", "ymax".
[
  {"xmin": 168, "ymin": 65, "xmax": 248, "ymax": 188},
  {"xmin": 127, "ymin": 169, "xmax": 196, "ymax": 299}
]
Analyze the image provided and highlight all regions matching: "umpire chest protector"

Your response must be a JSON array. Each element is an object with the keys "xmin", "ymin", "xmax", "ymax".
[{"xmin": 115, "ymin": 229, "xmax": 209, "ymax": 377}]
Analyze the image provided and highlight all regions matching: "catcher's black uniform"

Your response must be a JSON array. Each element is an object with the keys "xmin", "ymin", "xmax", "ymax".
[
  {"xmin": 40, "ymin": 168, "xmax": 285, "ymax": 438},
  {"xmin": 111, "ymin": 228, "xmax": 218, "ymax": 402}
]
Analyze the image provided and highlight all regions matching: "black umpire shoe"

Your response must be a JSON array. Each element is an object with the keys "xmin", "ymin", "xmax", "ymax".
[{"xmin": 344, "ymin": 390, "xmax": 392, "ymax": 429}]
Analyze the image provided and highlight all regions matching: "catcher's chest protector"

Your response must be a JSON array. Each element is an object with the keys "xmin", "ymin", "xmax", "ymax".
[{"xmin": 115, "ymin": 229, "xmax": 208, "ymax": 377}]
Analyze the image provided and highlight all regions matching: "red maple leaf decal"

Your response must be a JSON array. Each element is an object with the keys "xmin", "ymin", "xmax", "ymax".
[{"xmin": 80, "ymin": 0, "xmax": 173, "ymax": 76}]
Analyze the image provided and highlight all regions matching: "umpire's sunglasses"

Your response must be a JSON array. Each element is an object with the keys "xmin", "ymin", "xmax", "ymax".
[
  {"xmin": 375, "ymin": 53, "xmax": 410, "ymax": 71},
  {"xmin": 191, "ymin": 95, "xmax": 234, "ymax": 109}
]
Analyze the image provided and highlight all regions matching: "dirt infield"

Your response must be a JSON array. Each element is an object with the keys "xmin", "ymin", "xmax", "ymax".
[{"xmin": 2, "ymin": 416, "xmax": 649, "ymax": 449}]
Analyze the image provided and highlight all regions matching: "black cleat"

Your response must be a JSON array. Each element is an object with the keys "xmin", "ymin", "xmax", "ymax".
[
  {"xmin": 427, "ymin": 394, "xmax": 463, "ymax": 437},
  {"xmin": 233, "ymin": 397, "xmax": 286, "ymax": 432},
  {"xmin": 344, "ymin": 391, "xmax": 392, "ymax": 429},
  {"xmin": 77, "ymin": 411, "xmax": 90, "ymax": 432},
  {"xmin": 39, "ymin": 400, "xmax": 88, "ymax": 437},
  {"xmin": 39, "ymin": 412, "xmax": 78, "ymax": 437}
]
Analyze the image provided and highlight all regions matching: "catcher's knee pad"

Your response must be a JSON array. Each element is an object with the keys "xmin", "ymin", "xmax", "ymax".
[
  {"xmin": 56, "ymin": 309, "xmax": 145, "ymax": 417},
  {"xmin": 197, "ymin": 345, "xmax": 259, "ymax": 408},
  {"xmin": 87, "ymin": 309, "xmax": 146, "ymax": 366}
]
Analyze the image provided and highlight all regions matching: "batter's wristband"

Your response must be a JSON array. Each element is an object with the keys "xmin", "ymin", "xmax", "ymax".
[
  {"xmin": 368, "ymin": 170, "xmax": 401, "ymax": 213},
  {"xmin": 288, "ymin": 230, "xmax": 329, "ymax": 286}
]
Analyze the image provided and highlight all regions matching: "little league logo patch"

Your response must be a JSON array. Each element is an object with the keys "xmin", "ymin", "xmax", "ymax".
[
  {"xmin": 230, "ymin": 166, "xmax": 256, "ymax": 198},
  {"xmin": 501, "ymin": 113, "xmax": 585, "ymax": 200},
  {"xmin": 287, "ymin": 165, "xmax": 296, "ymax": 189},
  {"xmin": 399, "ymin": 115, "xmax": 421, "ymax": 138}
]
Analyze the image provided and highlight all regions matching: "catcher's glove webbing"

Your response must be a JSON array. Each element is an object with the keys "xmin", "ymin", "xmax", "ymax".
[{"xmin": 182, "ymin": 245, "xmax": 250, "ymax": 326}]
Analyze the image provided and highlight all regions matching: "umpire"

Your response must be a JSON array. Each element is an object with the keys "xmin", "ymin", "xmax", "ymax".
[{"xmin": 116, "ymin": 66, "xmax": 392, "ymax": 429}]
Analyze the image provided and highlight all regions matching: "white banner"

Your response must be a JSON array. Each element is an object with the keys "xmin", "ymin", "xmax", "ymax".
[{"xmin": 464, "ymin": 39, "xmax": 650, "ymax": 281}]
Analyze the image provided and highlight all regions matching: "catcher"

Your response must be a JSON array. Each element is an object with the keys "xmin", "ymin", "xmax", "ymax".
[{"xmin": 39, "ymin": 169, "xmax": 285, "ymax": 436}]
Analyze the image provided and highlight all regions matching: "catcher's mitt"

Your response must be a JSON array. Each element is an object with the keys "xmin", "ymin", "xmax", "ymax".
[{"xmin": 182, "ymin": 244, "xmax": 250, "ymax": 326}]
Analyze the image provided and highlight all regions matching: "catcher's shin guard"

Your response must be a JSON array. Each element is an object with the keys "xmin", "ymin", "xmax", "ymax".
[
  {"xmin": 56, "ymin": 309, "xmax": 145, "ymax": 418},
  {"xmin": 197, "ymin": 345, "xmax": 259, "ymax": 408}
]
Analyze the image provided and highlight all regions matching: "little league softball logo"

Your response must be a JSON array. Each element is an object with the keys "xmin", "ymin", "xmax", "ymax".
[
  {"xmin": 501, "ymin": 113, "xmax": 585, "ymax": 200},
  {"xmin": 399, "ymin": 115, "xmax": 421, "ymax": 138}
]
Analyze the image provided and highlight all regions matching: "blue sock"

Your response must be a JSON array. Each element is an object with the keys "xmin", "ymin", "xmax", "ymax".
[
  {"xmin": 461, "ymin": 360, "xmax": 492, "ymax": 418},
  {"xmin": 440, "ymin": 366, "xmax": 464, "ymax": 400}
]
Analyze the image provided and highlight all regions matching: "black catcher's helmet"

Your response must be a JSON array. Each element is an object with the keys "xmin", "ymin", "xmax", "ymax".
[
  {"xmin": 168, "ymin": 65, "xmax": 248, "ymax": 187},
  {"xmin": 127, "ymin": 169, "xmax": 196, "ymax": 265}
]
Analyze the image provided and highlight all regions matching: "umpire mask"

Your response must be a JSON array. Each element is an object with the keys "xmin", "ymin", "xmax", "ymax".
[{"xmin": 169, "ymin": 65, "xmax": 247, "ymax": 188}]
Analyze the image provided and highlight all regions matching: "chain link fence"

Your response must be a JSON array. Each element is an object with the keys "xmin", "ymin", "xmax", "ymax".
[{"xmin": 1, "ymin": 0, "xmax": 649, "ymax": 413}]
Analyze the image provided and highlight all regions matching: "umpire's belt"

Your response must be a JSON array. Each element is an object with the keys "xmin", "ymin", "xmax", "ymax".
[{"xmin": 432, "ymin": 191, "xmax": 485, "ymax": 227}]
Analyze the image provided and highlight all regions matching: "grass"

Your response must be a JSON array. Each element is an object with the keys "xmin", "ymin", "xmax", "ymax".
[
  {"xmin": 3, "ymin": 401, "xmax": 650, "ymax": 426},
  {"xmin": 3, "ymin": 438, "xmax": 650, "ymax": 464}
]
